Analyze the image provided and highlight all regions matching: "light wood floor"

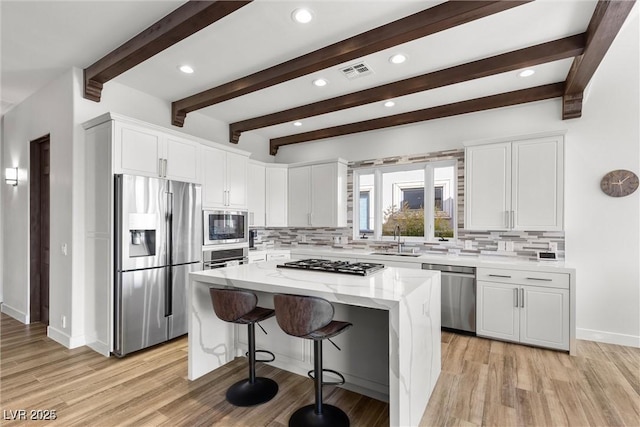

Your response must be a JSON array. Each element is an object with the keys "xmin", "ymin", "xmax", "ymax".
[{"xmin": 1, "ymin": 313, "xmax": 638, "ymax": 426}]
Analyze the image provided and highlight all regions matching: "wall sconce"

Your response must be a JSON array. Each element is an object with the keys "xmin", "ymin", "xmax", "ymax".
[{"xmin": 5, "ymin": 167, "xmax": 18, "ymax": 186}]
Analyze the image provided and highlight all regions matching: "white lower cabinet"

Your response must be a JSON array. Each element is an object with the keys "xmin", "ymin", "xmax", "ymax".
[{"xmin": 477, "ymin": 268, "xmax": 569, "ymax": 351}]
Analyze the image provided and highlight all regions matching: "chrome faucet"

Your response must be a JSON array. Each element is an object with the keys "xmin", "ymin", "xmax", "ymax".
[{"xmin": 393, "ymin": 224, "xmax": 403, "ymax": 253}]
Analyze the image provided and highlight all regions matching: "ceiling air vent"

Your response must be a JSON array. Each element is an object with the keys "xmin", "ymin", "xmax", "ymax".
[{"xmin": 340, "ymin": 62, "xmax": 373, "ymax": 80}]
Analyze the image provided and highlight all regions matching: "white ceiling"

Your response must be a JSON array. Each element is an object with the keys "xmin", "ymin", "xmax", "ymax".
[{"xmin": 1, "ymin": 0, "xmax": 605, "ymax": 144}]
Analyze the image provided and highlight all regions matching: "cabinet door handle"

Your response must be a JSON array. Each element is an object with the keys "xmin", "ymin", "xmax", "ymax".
[
  {"xmin": 520, "ymin": 288, "xmax": 525, "ymax": 308},
  {"xmin": 163, "ymin": 159, "xmax": 168, "ymax": 177},
  {"xmin": 514, "ymin": 288, "xmax": 519, "ymax": 307},
  {"xmin": 505, "ymin": 210, "xmax": 510, "ymax": 229},
  {"xmin": 526, "ymin": 277, "xmax": 552, "ymax": 281},
  {"xmin": 511, "ymin": 211, "xmax": 515, "ymax": 229},
  {"xmin": 158, "ymin": 159, "xmax": 163, "ymax": 177},
  {"xmin": 488, "ymin": 274, "xmax": 512, "ymax": 278}
]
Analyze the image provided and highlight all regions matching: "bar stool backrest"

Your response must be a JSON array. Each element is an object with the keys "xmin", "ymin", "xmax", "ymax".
[
  {"xmin": 210, "ymin": 288, "xmax": 257, "ymax": 323},
  {"xmin": 274, "ymin": 294, "xmax": 334, "ymax": 337}
]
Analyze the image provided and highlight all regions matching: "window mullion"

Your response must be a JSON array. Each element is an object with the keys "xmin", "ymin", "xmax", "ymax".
[{"xmin": 374, "ymin": 169, "xmax": 383, "ymax": 240}]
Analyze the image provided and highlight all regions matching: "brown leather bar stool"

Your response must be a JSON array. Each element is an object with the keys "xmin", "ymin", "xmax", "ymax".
[
  {"xmin": 274, "ymin": 294, "xmax": 352, "ymax": 427},
  {"xmin": 209, "ymin": 288, "xmax": 278, "ymax": 406}
]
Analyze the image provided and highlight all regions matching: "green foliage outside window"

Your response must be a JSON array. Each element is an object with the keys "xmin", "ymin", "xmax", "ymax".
[{"xmin": 382, "ymin": 202, "xmax": 453, "ymax": 238}]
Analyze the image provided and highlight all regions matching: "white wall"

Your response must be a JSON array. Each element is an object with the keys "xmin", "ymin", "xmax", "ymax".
[
  {"xmin": 1, "ymin": 69, "xmax": 75, "ymax": 341},
  {"xmin": 276, "ymin": 13, "xmax": 640, "ymax": 347}
]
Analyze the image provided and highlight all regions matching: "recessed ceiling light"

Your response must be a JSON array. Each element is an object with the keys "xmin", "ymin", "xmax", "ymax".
[
  {"xmin": 389, "ymin": 54, "xmax": 407, "ymax": 64},
  {"xmin": 519, "ymin": 69, "xmax": 535, "ymax": 77},
  {"xmin": 293, "ymin": 121, "xmax": 302, "ymax": 127},
  {"xmin": 313, "ymin": 78, "xmax": 328, "ymax": 87},
  {"xmin": 178, "ymin": 65, "xmax": 194, "ymax": 74},
  {"xmin": 292, "ymin": 8, "xmax": 313, "ymax": 24},
  {"xmin": 384, "ymin": 101, "xmax": 395, "ymax": 107}
]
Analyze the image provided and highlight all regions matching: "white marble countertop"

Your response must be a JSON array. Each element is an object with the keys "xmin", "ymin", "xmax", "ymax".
[
  {"xmin": 289, "ymin": 246, "xmax": 576, "ymax": 274},
  {"xmin": 190, "ymin": 260, "xmax": 439, "ymax": 308}
]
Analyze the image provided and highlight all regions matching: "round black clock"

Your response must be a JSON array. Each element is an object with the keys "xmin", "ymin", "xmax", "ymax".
[{"xmin": 600, "ymin": 169, "xmax": 639, "ymax": 197}]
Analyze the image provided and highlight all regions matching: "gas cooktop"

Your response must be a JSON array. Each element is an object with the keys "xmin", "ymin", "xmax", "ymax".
[{"xmin": 276, "ymin": 259, "xmax": 385, "ymax": 276}]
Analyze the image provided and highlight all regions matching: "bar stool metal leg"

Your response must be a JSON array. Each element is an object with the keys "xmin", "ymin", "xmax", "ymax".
[
  {"xmin": 289, "ymin": 340, "xmax": 349, "ymax": 427},
  {"xmin": 226, "ymin": 323, "xmax": 278, "ymax": 407}
]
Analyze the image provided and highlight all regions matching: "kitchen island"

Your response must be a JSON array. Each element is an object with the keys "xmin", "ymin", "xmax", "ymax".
[{"xmin": 189, "ymin": 261, "xmax": 441, "ymax": 427}]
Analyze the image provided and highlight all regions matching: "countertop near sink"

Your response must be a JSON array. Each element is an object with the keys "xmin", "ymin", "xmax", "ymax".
[{"xmin": 289, "ymin": 247, "xmax": 576, "ymax": 274}]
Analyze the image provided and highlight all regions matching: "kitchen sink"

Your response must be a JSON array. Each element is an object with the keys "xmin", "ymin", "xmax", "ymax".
[{"xmin": 369, "ymin": 252, "xmax": 422, "ymax": 257}]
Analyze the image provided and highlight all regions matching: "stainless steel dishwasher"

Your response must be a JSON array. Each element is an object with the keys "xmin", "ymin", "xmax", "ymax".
[{"xmin": 422, "ymin": 263, "xmax": 476, "ymax": 334}]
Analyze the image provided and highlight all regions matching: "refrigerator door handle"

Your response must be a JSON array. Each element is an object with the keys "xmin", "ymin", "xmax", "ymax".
[{"xmin": 166, "ymin": 191, "xmax": 173, "ymax": 317}]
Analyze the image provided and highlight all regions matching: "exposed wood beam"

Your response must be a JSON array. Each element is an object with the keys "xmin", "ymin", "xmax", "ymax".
[
  {"xmin": 172, "ymin": 0, "xmax": 531, "ymax": 127},
  {"xmin": 563, "ymin": 0, "xmax": 636, "ymax": 119},
  {"xmin": 83, "ymin": 1, "xmax": 252, "ymax": 102},
  {"xmin": 230, "ymin": 34, "xmax": 585, "ymax": 143},
  {"xmin": 269, "ymin": 83, "xmax": 564, "ymax": 155}
]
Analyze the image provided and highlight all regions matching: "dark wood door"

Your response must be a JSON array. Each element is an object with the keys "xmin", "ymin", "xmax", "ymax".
[{"xmin": 30, "ymin": 135, "xmax": 50, "ymax": 325}]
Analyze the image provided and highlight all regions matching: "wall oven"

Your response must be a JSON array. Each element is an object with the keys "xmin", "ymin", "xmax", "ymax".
[
  {"xmin": 203, "ymin": 247, "xmax": 249, "ymax": 269},
  {"xmin": 203, "ymin": 210, "xmax": 248, "ymax": 246}
]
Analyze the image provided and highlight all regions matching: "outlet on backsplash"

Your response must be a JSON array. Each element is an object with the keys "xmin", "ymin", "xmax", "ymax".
[
  {"xmin": 505, "ymin": 241, "xmax": 514, "ymax": 252},
  {"xmin": 549, "ymin": 242, "xmax": 558, "ymax": 251}
]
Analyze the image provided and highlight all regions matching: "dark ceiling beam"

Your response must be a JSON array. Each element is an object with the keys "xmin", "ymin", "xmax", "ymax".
[
  {"xmin": 230, "ymin": 34, "xmax": 585, "ymax": 143},
  {"xmin": 83, "ymin": 1, "xmax": 252, "ymax": 102},
  {"xmin": 172, "ymin": 0, "xmax": 532, "ymax": 127},
  {"xmin": 562, "ymin": 0, "xmax": 636, "ymax": 119},
  {"xmin": 269, "ymin": 83, "xmax": 564, "ymax": 155}
]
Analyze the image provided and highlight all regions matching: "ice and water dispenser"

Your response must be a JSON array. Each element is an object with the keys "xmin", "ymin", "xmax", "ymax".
[{"xmin": 128, "ymin": 213, "xmax": 156, "ymax": 258}]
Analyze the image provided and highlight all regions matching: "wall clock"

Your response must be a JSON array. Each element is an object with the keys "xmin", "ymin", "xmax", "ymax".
[{"xmin": 600, "ymin": 169, "xmax": 639, "ymax": 197}]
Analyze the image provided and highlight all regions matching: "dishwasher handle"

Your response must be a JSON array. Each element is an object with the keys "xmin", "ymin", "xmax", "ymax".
[
  {"xmin": 422, "ymin": 263, "xmax": 476, "ymax": 276},
  {"xmin": 440, "ymin": 271, "xmax": 476, "ymax": 279}
]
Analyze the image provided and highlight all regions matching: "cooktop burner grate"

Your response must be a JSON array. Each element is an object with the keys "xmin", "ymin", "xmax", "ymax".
[{"xmin": 276, "ymin": 259, "xmax": 385, "ymax": 276}]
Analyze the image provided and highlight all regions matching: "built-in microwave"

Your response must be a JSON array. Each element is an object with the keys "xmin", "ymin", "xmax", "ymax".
[{"xmin": 203, "ymin": 210, "xmax": 248, "ymax": 246}]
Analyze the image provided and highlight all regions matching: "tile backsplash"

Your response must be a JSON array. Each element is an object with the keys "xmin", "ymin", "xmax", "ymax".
[
  {"xmin": 253, "ymin": 227, "xmax": 564, "ymax": 261},
  {"xmin": 252, "ymin": 148, "xmax": 565, "ymax": 261}
]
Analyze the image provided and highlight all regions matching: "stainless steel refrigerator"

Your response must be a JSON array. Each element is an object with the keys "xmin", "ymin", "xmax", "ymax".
[{"xmin": 114, "ymin": 174, "xmax": 201, "ymax": 357}]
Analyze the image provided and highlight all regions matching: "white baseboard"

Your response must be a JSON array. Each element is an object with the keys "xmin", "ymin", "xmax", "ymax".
[
  {"xmin": 577, "ymin": 328, "xmax": 640, "ymax": 348},
  {"xmin": 47, "ymin": 326, "xmax": 86, "ymax": 349},
  {"xmin": 1, "ymin": 303, "xmax": 29, "ymax": 324}
]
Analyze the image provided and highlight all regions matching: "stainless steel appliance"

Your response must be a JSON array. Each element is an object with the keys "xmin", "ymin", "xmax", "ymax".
[
  {"xmin": 203, "ymin": 247, "xmax": 249, "ymax": 269},
  {"xmin": 422, "ymin": 263, "xmax": 476, "ymax": 334},
  {"xmin": 277, "ymin": 259, "xmax": 385, "ymax": 276},
  {"xmin": 114, "ymin": 174, "xmax": 201, "ymax": 357},
  {"xmin": 203, "ymin": 210, "xmax": 248, "ymax": 246}
]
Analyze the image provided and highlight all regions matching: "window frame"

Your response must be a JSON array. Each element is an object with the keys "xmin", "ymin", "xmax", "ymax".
[{"xmin": 353, "ymin": 159, "xmax": 457, "ymax": 242}]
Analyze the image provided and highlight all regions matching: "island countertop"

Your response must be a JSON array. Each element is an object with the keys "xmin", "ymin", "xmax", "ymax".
[
  {"xmin": 189, "ymin": 261, "xmax": 441, "ymax": 427},
  {"xmin": 190, "ymin": 260, "xmax": 440, "ymax": 309}
]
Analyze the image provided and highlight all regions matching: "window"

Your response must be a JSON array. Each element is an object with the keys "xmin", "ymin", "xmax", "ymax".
[
  {"xmin": 359, "ymin": 191, "xmax": 371, "ymax": 232},
  {"xmin": 354, "ymin": 161, "xmax": 456, "ymax": 241}
]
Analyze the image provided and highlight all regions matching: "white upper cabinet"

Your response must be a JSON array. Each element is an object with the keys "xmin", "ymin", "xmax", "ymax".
[
  {"xmin": 288, "ymin": 166, "xmax": 312, "ymax": 226},
  {"xmin": 288, "ymin": 159, "xmax": 347, "ymax": 228},
  {"xmin": 465, "ymin": 135, "xmax": 564, "ymax": 231},
  {"xmin": 247, "ymin": 161, "xmax": 266, "ymax": 227},
  {"xmin": 266, "ymin": 165, "xmax": 288, "ymax": 227},
  {"xmin": 202, "ymin": 146, "xmax": 248, "ymax": 209},
  {"xmin": 114, "ymin": 120, "xmax": 200, "ymax": 183}
]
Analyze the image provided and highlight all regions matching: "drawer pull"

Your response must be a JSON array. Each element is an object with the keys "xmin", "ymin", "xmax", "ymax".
[
  {"xmin": 488, "ymin": 274, "xmax": 512, "ymax": 278},
  {"xmin": 526, "ymin": 277, "xmax": 553, "ymax": 281}
]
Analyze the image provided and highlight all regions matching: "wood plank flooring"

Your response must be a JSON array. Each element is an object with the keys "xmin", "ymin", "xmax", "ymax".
[{"xmin": 1, "ymin": 313, "xmax": 638, "ymax": 426}]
